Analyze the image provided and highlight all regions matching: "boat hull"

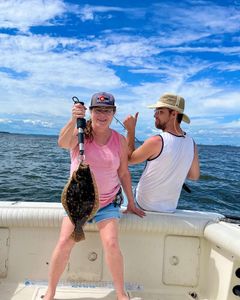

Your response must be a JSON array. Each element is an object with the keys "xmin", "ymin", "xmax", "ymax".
[{"xmin": 0, "ymin": 201, "xmax": 239, "ymax": 300}]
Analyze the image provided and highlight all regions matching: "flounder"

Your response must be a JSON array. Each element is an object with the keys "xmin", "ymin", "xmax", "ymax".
[{"xmin": 61, "ymin": 162, "xmax": 99, "ymax": 242}]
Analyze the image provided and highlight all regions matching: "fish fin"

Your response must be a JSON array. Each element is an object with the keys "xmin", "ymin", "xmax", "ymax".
[
  {"xmin": 71, "ymin": 218, "xmax": 88, "ymax": 242},
  {"xmin": 71, "ymin": 228, "xmax": 85, "ymax": 242}
]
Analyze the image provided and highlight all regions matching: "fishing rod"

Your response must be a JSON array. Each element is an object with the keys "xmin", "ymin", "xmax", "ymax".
[
  {"xmin": 114, "ymin": 115, "xmax": 191, "ymax": 194},
  {"xmin": 113, "ymin": 115, "xmax": 142, "ymax": 144},
  {"xmin": 72, "ymin": 96, "xmax": 86, "ymax": 162}
]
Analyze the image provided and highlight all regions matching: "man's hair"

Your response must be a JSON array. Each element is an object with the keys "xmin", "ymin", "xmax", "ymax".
[
  {"xmin": 177, "ymin": 113, "xmax": 183, "ymax": 124},
  {"xmin": 167, "ymin": 108, "xmax": 183, "ymax": 124}
]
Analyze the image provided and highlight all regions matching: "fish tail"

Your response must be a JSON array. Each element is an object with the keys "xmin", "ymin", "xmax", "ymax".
[
  {"xmin": 71, "ymin": 228, "xmax": 85, "ymax": 242},
  {"xmin": 71, "ymin": 218, "xmax": 87, "ymax": 242}
]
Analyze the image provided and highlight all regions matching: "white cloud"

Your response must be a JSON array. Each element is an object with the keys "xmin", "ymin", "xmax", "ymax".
[
  {"xmin": 0, "ymin": 29, "xmax": 239, "ymax": 124},
  {"xmin": 190, "ymin": 117, "xmax": 222, "ymax": 127},
  {"xmin": 223, "ymin": 119, "xmax": 240, "ymax": 128},
  {"xmin": 216, "ymin": 63, "xmax": 240, "ymax": 72},
  {"xmin": 0, "ymin": 118, "xmax": 12, "ymax": 123},
  {"xmin": 151, "ymin": 2, "xmax": 240, "ymax": 46},
  {"xmin": 167, "ymin": 46, "xmax": 240, "ymax": 55},
  {"xmin": 0, "ymin": 0, "xmax": 66, "ymax": 32},
  {"xmin": 73, "ymin": 4, "xmax": 148, "ymax": 23},
  {"xmin": 77, "ymin": 5, "xmax": 126, "ymax": 22},
  {"xmin": 0, "ymin": 0, "xmax": 239, "ymax": 145},
  {"xmin": 79, "ymin": 34, "xmax": 160, "ymax": 67},
  {"xmin": 202, "ymin": 93, "xmax": 240, "ymax": 112},
  {"xmin": 23, "ymin": 119, "xmax": 53, "ymax": 127},
  {"xmin": 0, "ymin": 33, "xmax": 124, "ymax": 116}
]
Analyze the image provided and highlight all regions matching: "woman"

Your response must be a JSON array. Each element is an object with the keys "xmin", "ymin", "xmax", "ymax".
[{"xmin": 43, "ymin": 92, "xmax": 145, "ymax": 300}]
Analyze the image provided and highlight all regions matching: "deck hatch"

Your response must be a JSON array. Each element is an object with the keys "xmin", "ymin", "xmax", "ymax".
[{"xmin": 163, "ymin": 235, "xmax": 200, "ymax": 286}]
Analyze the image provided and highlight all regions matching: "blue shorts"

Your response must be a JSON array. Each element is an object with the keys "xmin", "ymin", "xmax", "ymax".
[
  {"xmin": 63, "ymin": 203, "xmax": 121, "ymax": 224},
  {"xmin": 89, "ymin": 203, "xmax": 121, "ymax": 223}
]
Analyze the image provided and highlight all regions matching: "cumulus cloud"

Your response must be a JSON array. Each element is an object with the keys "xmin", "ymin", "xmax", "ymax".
[
  {"xmin": 0, "ymin": 33, "xmax": 123, "ymax": 115},
  {"xmin": 0, "ymin": 0, "xmax": 66, "ymax": 32},
  {"xmin": 23, "ymin": 119, "xmax": 53, "ymax": 127},
  {"xmin": 201, "ymin": 93, "xmax": 240, "ymax": 113},
  {"xmin": 0, "ymin": 118, "xmax": 12, "ymax": 124},
  {"xmin": 150, "ymin": 1, "xmax": 240, "ymax": 46},
  {"xmin": 223, "ymin": 119, "xmax": 240, "ymax": 128},
  {"xmin": 77, "ymin": 4, "xmax": 127, "ymax": 22},
  {"xmin": 0, "ymin": 0, "xmax": 239, "ymax": 145}
]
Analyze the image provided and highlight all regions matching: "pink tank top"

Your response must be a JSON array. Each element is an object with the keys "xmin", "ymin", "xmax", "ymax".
[{"xmin": 70, "ymin": 130, "xmax": 121, "ymax": 208}]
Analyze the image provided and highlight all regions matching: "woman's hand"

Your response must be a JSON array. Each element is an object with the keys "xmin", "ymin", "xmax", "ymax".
[
  {"xmin": 72, "ymin": 103, "xmax": 87, "ymax": 121},
  {"xmin": 123, "ymin": 202, "xmax": 146, "ymax": 218}
]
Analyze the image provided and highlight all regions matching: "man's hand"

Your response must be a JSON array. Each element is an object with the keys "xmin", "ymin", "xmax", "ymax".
[
  {"xmin": 123, "ymin": 202, "xmax": 146, "ymax": 218},
  {"xmin": 123, "ymin": 112, "xmax": 139, "ymax": 133},
  {"xmin": 123, "ymin": 112, "xmax": 139, "ymax": 159}
]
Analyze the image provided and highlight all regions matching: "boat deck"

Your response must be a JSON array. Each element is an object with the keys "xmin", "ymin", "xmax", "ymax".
[{"xmin": 0, "ymin": 282, "xmax": 207, "ymax": 300}]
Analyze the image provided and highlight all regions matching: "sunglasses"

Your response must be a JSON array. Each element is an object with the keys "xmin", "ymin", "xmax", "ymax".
[{"xmin": 93, "ymin": 108, "xmax": 114, "ymax": 115}]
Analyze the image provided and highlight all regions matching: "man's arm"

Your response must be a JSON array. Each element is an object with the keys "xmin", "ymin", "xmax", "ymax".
[
  {"xmin": 187, "ymin": 143, "xmax": 200, "ymax": 180},
  {"xmin": 128, "ymin": 136, "xmax": 162, "ymax": 164},
  {"xmin": 123, "ymin": 113, "xmax": 162, "ymax": 164}
]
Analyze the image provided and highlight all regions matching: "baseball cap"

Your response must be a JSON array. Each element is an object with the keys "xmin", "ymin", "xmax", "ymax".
[
  {"xmin": 147, "ymin": 93, "xmax": 190, "ymax": 123},
  {"xmin": 89, "ymin": 92, "xmax": 116, "ymax": 109}
]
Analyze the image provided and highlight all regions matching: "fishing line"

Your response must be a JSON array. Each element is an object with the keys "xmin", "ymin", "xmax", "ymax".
[{"xmin": 113, "ymin": 115, "xmax": 142, "ymax": 145}]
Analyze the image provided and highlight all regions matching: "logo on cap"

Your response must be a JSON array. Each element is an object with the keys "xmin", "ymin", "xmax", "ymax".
[{"xmin": 99, "ymin": 95, "xmax": 106, "ymax": 102}]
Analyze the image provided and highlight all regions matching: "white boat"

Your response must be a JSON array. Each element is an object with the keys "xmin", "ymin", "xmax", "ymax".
[{"xmin": 0, "ymin": 201, "xmax": 240, "ymax": 300}]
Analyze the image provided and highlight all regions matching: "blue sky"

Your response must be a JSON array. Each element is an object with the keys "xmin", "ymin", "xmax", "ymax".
[{"xmin": 0, "ymin": 0, "xmax": 240, "ymax": 146}]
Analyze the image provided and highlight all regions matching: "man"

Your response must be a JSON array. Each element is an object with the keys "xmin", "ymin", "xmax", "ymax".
[{"xmin": 124, "ymin": 93, "xmax": 200, "ymax": 212}]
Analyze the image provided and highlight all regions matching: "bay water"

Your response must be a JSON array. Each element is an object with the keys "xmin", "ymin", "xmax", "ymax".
[{"xmin": 0, "ymin": 132, "xmax": 239, "ymax": 217}]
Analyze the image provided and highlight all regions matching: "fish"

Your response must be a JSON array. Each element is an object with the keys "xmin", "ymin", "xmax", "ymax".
[{"xmin": 61, "ymin": 162, "xmax": 99, "ymax": 242}]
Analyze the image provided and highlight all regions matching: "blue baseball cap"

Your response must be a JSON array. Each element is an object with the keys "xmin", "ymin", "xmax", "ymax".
[{"xmin": 89, "ymin": 92, "xmax": 116, "ymax": 108}]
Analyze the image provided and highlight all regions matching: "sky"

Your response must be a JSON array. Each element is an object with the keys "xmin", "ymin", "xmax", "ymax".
[{"xmin": 0, "ymin": 0, "xmax": 240, "ymax": 146}]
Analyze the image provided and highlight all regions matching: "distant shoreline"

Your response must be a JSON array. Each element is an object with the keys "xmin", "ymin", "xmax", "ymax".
[
  {"xmin": 0, "ymin": 131, "xmax": 239, "ymax": 147},
  {"xmin": 0, "ymin": 131, "xmax": 58, "ymax": 138}
]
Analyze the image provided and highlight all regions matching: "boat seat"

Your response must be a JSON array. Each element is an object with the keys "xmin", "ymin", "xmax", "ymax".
[{"xmin": 0, "ymin": 202, "xmax": 222, "ymax": 237}]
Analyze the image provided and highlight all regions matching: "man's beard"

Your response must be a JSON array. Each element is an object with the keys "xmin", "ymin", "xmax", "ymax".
[{"xmin": 155, "ymin": 120, "xmax": 166, "ymax": 130}]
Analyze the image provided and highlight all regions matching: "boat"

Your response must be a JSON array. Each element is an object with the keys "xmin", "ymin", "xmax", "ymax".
[{"xmin": 0, "ymin": 201, "xmax": 240, "ymax": 300}]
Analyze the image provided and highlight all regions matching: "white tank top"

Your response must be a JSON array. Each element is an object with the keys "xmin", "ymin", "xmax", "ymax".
[{"xmin": 136, "ymin": 132, "xmax": 194, "ymax": 212}]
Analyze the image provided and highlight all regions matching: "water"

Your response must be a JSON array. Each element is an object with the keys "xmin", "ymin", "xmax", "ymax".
[{"xmin": 0, "ymin": 132, "xmax": 239, "ymax": 217}]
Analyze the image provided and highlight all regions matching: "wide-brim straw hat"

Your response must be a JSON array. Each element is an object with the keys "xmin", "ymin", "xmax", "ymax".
[{"xmin": 147, "ymin": 93, "xmax": 190, "ymax": 124}]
